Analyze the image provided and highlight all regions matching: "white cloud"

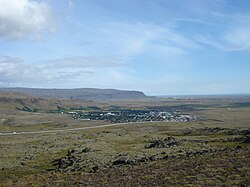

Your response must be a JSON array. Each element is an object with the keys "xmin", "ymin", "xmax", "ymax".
[
  {"xmin": 68, "ymin": 0, "xmax": 74, "ymax": 9},
  {"xmin": 195, "ymin": 35, "xmax": 228, "ymax": 51},
  {"xmin": 97, "ymin": 22, "xmax": 198, "ymax": 60},
  {"xmin": 0, "ymin": 0, "xmax": 55, "ymax": 40},
  {"xmin": 190, "ymin": 9, "xmax": 250, "ymax": 53},
  {"xmin": 99, "ymin": 22, "xmax": 165, "ymax": 55},
  {"xmin": 0, "ymin": 55, "xmax": 127, "ymax": 87},
  {"xmin": 39, "ymin": 56, "xmax": 126, "ymax": 69},
  {"xmin": 225, "ymin": 26, "xmax": 250, "ymax": 51}
]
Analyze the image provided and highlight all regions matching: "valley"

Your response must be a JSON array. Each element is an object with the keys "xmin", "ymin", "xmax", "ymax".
[{"xmin": 0, "ymin": 92, "xmax": 250, "ymax": 186}]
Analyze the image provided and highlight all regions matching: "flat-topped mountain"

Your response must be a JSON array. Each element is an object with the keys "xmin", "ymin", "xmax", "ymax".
[{"xmin": 0, "ymin": 88, "xmax": 147, "ymax": 100}]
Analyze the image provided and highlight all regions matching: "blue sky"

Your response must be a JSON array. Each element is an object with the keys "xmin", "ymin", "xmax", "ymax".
[{"xmin": 0, "ymin": 0, "xmax": 250, "ymax": 95}]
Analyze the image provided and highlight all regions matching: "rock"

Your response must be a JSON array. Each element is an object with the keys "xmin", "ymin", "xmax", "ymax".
[
  {"xmin": 145, "ymin": 137, "xmax": 179, "ymax": 149},
  {"xmin": 82, "ymin": 147, "xmax": 91, "ymax": 153},
  {"xmin": 239, "ymin": 182, "xmax": 248, "ymax": 187},
  {"xmin": 149, "ymin": 155, "xmax": 157, "ymax": 161},
  {"xmin": 67, "ymin": 148, "xmax": 91, "ymax": 156},
  {"xmin": 162, "ymin": 155, "xmax": 169, "ymax": 159},
  {"xmin": 241, "ymin": 130, "xmax": 250, "ymax": 135},
  {"xmin": 113, "ymin": 158, "xmax": 128, "ymax": 165},
  {"xmin": 235, "ymin": 145, "xmax": 242, "ymax": 149},
  {"xmin": 242, "ymin": 135, "xmax": 250, "ymax": 143},
  {"xmin": 181, "ymin": 129, "xmax": 192, "ymax": 135},
  {"xmin": 185, "ymin": 150, "xmax": 207, "ymax": 157},
  {"xmin": 57, "ymin": 157, "xmax": 75, "ymax": 170},
  {"xmin": 67, "ymin": 149, "xmax": 76, "ymax": 156},
  {"xmin": 24, "ymin": 155, "xmax": 35, "ymax": 160},
  {"xmin": 92, "ymin": 166, "xmax": 99, "ymax": 173},
  {"xmin": 113, "ymin": 155, "xmax": 154, "ymax": 166},
  {"xmin": 139, "ymin": 157, "xmax": 148, "ymax": 163},
  {"xmin": 53, "ymin": 147, "xmax": 91, "ymax": 171}
]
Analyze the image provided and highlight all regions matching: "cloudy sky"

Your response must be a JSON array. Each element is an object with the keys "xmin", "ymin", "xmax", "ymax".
[{"xmin": 0, "ymin": 0, "xmax": 250, "ymax": 95}]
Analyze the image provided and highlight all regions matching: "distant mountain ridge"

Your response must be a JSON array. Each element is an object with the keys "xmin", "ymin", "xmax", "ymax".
[{"xmin": 0, "ymin": 88, "xmax": 147, "ymax": 100}]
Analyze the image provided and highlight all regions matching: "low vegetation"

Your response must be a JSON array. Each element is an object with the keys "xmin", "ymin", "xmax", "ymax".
[{"xmin": 0, "ymin": 94, "xmax": 250, "ymax": 186}]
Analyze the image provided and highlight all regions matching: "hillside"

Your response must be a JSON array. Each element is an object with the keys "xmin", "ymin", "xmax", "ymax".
[
  {"xmin": 0, "ymin": 88, "xmax": 147, "ymax": 100},
  {"xmin": 0, "ymin": 92, "xmax": 95, "ymax": 112}
]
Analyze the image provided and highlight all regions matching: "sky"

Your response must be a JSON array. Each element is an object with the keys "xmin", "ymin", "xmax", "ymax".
[{"xmin": 0, "ymin": 0, "xmax": 250, "ymax": 95}]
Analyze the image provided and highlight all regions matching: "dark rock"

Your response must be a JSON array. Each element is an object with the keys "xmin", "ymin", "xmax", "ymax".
[
  {"xmin": 182, "ymin": 129, "xmax": 192, "ymax": 135},
  {"xmin": 235, "ymin": 145, "xmax": 243, "ymax": 149},
  {"xmin": 139, "ymin": 157, "xmax": 148, "ymax": 163},
  {"xmin": 92, "ymin": 166, "xmax": 99, "ymax": 173},
  {"xmin": 53, "ymin": 147, "xmax": 91, "ymax": 171},
  {"xmin": 185, "ymin": 150, "xmax": 207, "ymax": 157},
  {"xmin": 241, "ymin": 130, "xmax": 250, "ymax": 135},
  {"xmin": 149, "ymin": 155, "xmax": 157, "ymax": 161},
  {"xmin": 24, "ymin": 155, "xmax": 35, "ymax": 160},
  {"xmin": 239, "ymin": 182, "xmax": 248, "ymax": 187},
  {"xmin": 57, "ymin": 157, "xmax": 75, "ymax": 169},
  {"xmin": 82, "ymin": 147, "xmax": 91, "ymax": 153},
  {"xmin": 162, "ymin": 155, "xmax": 169, "ymax": 159},
  {"xmin": 113, "ymin": 158, "xmax": 128, "ymax": 165},
  {"xmin": 242, "ymin": 135, "xmax": 250, "ymax": 143},
  {"xmin": 67, "ymin": 149, "xmax": 75, "ymax": 156},
  {"xmin": 113, "ymin": 155, "xmax": 154, "ymax": 166},
  {"xmin": 145, "ymin": 137, "xmax": 179, "ymax": 149}
]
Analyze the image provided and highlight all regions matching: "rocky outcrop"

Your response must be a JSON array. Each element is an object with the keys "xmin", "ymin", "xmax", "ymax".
[
  {"xmin": 112, "ymin": 155, "xmax": 157, "ymax": 166},
  {"xmin": 145, "ymin": 137, "xmax": 180, "ymax": 149},
  {"xmin": 181, "ymin": 127, "xmax": 250, "ymax": 136},
  {"xmin": 242, "ymin": 135, "xmax": 250, "ymax": 143},
  {"xmin": 52, "ymin": 148, "xmax": 100, "ymax": 172}
]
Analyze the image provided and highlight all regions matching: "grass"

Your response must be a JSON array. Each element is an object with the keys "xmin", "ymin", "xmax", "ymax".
[
  {"xmin": 0, "ymin": 112, "xmax": 110, "ymax": 132},
  {"xmin": 0, "ymin": 96, "xmax": 250, "ymax": 186},
  {"xmin": 1, "ymin": 150, "xmax": 249, "ymax": 186}
]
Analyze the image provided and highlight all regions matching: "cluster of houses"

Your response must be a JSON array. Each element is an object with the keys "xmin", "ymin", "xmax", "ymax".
[{"xmin": 68, "ymin": 109, "xmax": 195, "ymax": 123}]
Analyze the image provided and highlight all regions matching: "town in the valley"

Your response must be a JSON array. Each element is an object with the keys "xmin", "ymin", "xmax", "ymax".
[{"xmin": 68, "ymin": 109, "xmax": 195, "ymax": 123}]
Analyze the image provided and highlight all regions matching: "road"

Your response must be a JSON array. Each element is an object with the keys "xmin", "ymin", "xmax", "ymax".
[{"xmin": 0, "ymin": 121, "xmax": 162, "ymax": 136}]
